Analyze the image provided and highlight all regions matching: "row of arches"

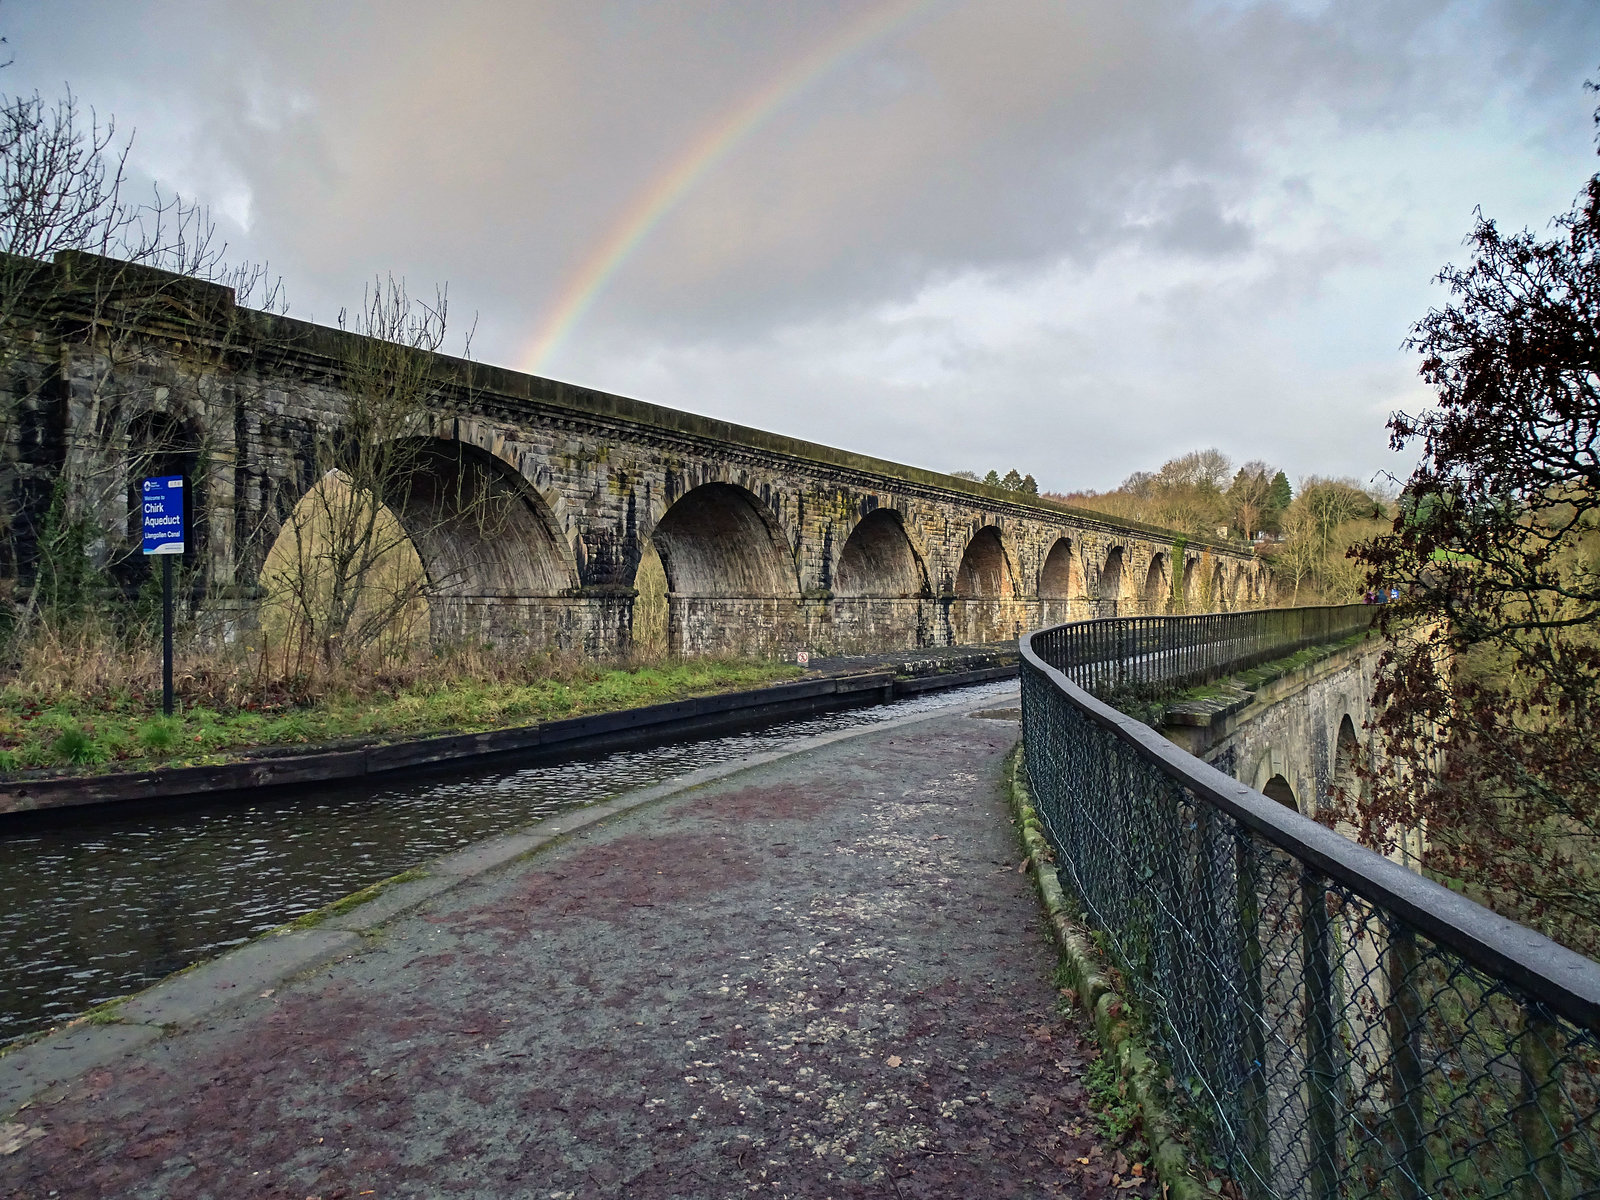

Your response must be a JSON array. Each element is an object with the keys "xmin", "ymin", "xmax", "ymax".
[
  {"xmin": 1045, "ymin": 542, "xmax": 1266, "ymax": 615},
  {"xmin": 246, "ymin": 439, "xmax": 1266, "ymax": 658}
]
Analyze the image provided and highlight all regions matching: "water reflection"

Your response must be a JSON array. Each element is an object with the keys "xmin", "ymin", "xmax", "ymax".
[{"xmin": 0, "ymin": 680, "xmax": 1015, "ymax": 1045}]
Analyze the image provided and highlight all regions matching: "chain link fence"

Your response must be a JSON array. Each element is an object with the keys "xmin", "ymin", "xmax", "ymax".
[
  {"xmin": 1028, "ymin": 603, "xmax": 1374, "ymax": 702},
  {"xmin": 1021, "ymin": 609, "xmax": 1600, "ymax": 1200}
]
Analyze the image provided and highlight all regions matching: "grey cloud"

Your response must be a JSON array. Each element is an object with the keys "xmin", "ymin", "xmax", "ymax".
[{"xmin": 1, "ymin": 0, "xmax": 1597, "ymax": 491}]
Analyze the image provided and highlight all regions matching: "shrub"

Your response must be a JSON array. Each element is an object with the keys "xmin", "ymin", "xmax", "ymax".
[
  {"xmin": 50, "ymin": 725, "xmax": 103, "ymax": 765},
  {"xmin": 138, "ymin": 717, "xmax": 182, "ymax": 753}
]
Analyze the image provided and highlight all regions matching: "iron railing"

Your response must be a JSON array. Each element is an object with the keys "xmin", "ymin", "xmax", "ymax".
[
  {"xmin": 1029, "ymin": 603, "xmax": 1374, "ymax": 702},
  {"xmin": 1020, "ymin": 607, "xmax": 1600, "ymax": 1200}
]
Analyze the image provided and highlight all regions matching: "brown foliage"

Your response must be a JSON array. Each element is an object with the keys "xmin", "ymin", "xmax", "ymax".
[{"xmin": 1348, "ymin": 103, "xmax": 1600, "ymax": 955}]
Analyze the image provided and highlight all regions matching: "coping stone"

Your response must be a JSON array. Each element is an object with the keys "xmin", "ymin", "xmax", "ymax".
[{"xmin": 115, "ymin": 929, "xmax": 359, "ymax": 1028}]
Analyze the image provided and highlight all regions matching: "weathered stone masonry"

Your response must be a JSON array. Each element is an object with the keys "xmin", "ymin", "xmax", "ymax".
[{"xmin": 3, "ymin": 255, "xmax": 1267, "ymax": 659}]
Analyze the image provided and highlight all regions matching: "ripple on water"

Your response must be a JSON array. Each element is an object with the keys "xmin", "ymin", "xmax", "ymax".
[{"xmin": 0, "ymin": 680, "xmax": 1016, "ymax": 1045}]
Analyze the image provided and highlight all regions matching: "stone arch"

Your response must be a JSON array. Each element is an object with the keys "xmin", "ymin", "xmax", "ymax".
[
  {"xmin": 1227, "ymin": 566, "xmax": 1247, "ymax": 609},
  {"xmin": 648, "ymin": 482, "xmax": 798, "ymax": 598},
  {"xmin": 258, "ymin": 437, "xmax": 579, "ymax": 652},
  {"xmin": 834, "ymin": 508, "xmax": 929, "ymax": 598},
  {"xmin": 1180, "ymin": 557, "xmax": 1199, "ymax": 612},
  {"xmin": 1100, "ymin": 546, "xmax": 1126, "ymax": 615},
  {"xmin": 1211, "ymin": 561, "xmax": 1228, "ymax": 612},
  {"xmin": 1330, "ymin": 714, "xmax": 1363, "ymax": 816},
  {"xmin": 388, "ymin": 438, "xmax": 577, "ymax": 599},
  {"xmin": 1038, "ymin": 538, "xmax": 1083, "ymax": 600},
  {"xmin": 1141, "ymin": 553, "xmax": 1169, "ymax": 612},
  {"xmin": 1263, "ymin": 774, "xmax": 1298, "ymax": 811},
  {"xmin": 955, "ymin": 526, "xmax": 1015, "ymax": 598}
]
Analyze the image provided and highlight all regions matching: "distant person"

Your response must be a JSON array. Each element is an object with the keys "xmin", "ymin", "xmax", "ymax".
[{"xmin": 1389, "ymin": 586, "xmax": 1400, "ymax": 603}]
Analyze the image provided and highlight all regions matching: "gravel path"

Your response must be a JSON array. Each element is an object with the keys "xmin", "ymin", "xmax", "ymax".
[{"xmin": 1, "ymin": 702, "xmax": 1145, "ymax": 1199}]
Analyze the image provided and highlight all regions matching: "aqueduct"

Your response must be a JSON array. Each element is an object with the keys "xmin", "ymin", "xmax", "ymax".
[{"xmin": 3, "ymin": 254, "xmax": 1265, "ymax": 659}]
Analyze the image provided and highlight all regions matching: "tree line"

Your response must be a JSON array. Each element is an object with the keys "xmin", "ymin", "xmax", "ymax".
[
  {"xmin": 1042, "ymin": 449, "xmax": 1389, "ymax": 604},
  {"xmin": 949, "ymin": 467, "xmax": 1039, "ymax": 495}
]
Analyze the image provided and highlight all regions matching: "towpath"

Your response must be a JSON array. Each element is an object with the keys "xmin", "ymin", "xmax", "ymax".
[{"xmin": 1, "ymin": 693, "xmax": 1145, "ymax": 1199}]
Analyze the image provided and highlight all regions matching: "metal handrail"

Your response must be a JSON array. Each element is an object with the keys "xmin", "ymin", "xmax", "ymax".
[
  {"xmin": 1020, "ymin": 607, "xmax": 1600, "ymax": 1199},
  {"xmin": 1028, "ymin": 602, "xmax": 1375, "ymax": 701},
  {"xmin": 1021, "ymin": 617, "xmax": 1600, "ymax": 1028}
]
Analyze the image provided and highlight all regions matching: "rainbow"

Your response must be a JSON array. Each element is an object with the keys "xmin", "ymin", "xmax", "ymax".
[{"xmin": 520, "ymin": 0, "xmax": 940, "ymax": 374}]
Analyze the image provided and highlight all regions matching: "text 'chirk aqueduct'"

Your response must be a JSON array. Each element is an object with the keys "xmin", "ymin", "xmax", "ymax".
[{"xmin": 7, "ymin": 255, "xmax": 1264, "ymax": 658}]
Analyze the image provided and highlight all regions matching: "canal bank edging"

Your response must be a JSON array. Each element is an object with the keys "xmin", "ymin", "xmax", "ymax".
[
  {"xmin": 0, "ymin": 656, "xmax": 1018, "ymax": 819},
  {"xmin": 0, "ymin": 684, "xmax": 1019, "ymax": 1126}
]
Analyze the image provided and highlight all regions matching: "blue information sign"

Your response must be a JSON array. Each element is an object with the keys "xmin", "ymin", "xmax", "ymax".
[{"xmin": 141, "ymin": 475, "xmax": 185, "ymax": 555}]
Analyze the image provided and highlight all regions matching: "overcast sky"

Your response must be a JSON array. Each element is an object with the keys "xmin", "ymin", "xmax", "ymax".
[{"xmin": 6, "ymin": 1, "xmax": 1597, "ymax": 492}]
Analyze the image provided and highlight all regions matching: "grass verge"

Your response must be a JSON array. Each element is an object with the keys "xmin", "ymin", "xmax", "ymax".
[{"xmin": 0, "ymin": 656, "xmax": 802, "ymax": 776}]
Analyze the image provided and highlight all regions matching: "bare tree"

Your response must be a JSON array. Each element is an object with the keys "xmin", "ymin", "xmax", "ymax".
[{"xmin": 260, "ymin": 276, "xmax": 502, "ymax": 676}]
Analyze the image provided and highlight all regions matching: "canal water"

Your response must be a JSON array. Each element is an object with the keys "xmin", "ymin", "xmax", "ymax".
[{"xmin": 0, "ymin": 679, "xmax": 1016, "ymax": 1047}]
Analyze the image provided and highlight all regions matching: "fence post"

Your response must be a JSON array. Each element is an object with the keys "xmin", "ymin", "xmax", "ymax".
[
  {"xmin": 1303, "ymin": 872, "xmax": 1341, "ymax": 1200},
  {"xmin": 1235, "ymin": 832, "xmax": 1271, "ymax": 1193},
  {"xmin": 1386, "ymin": 926, "xmax": 1425, "ymax": 1200},
  {"xmin": 1518, "ymin": 1008, "xmax": 1569, "ymax": 1200}
]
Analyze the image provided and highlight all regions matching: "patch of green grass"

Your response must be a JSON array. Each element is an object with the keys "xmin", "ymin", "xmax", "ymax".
[
  {"xmin": 138, "ymin": 716, "xmax": 183, "ymax": 752},
  {"xmin": 1143, "ymin": 629, "xmax": 1375, "ymax": 720},
  {"xmin": 0, "ymin": 657, "xmax": 801, "ymax": 777},
  {"xmin": 49, "ymin": 725, "xmax": 103, "ymax": 765},
  {"xmin": 1085, "ymin": 1049, "xmax": 1145, "ymax": 1147},
  {"xmin": 85, "ymin": 999, "xmax": 127, "ymax": 1025},
  {"xmin": 280, "ymin": 868, "xmax": 430, "ymax": 932}
]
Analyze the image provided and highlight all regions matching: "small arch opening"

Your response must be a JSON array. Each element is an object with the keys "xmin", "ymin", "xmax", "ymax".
[
  {"xmin": 955, "ymin": 527, "xmax": 1014, "ymax": 598},
  {"xmin": 1101, "ymin": 547, "xmax": 1125, "ymax": 607},
  {"xmin": 1142, "ymin": 554, "xmax": 1168, "ymax": 610},
  {"xmin": 1331, "ymin": 715, "xmax": 1364, "ymax": 814},
  {"xmin": 834, "ymin": 509, "xmax": 927, "ymax": 598},
  {"xmin": 1263, "ymin": 774, "xmax": 1298, "ymax": 812}
]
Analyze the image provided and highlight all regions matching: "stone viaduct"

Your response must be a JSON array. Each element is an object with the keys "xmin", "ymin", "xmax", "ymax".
[
  {"xmin": 2, "ymin": 254, "xmax": 1265, "ymax": 660},
  {"xmin": 1156, "ymin": 635, "xmax": 1416, "ymax": 862}
]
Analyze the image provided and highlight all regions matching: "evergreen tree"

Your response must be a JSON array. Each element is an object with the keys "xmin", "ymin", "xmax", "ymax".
[
  {"xmin": 1001, "ymin": 468, "xmax": 1024, "ymax": 491},
  {"xmin": 1268, "ymin": 470, "xmax": 1292, "ymax": 512}
]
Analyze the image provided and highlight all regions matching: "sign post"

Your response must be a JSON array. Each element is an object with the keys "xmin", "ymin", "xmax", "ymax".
[{"xmin": 141, "ymin": 476, "xmax": 185, "ymax": 717}]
